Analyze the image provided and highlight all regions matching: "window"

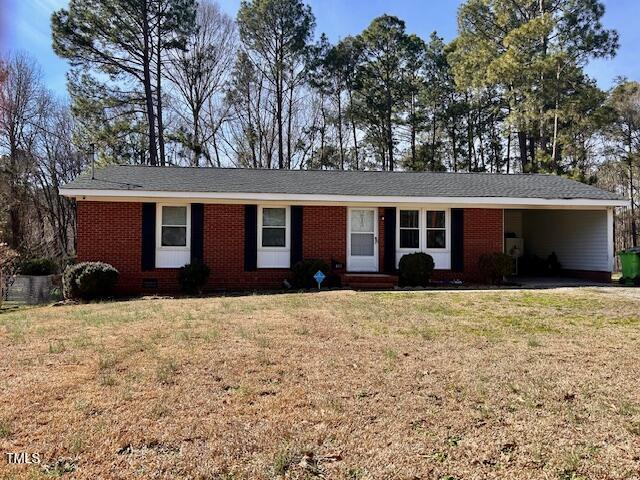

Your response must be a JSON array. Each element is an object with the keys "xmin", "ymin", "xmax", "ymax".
[
  {"xmin": 161, "ymin": 205, "xmax": 188, "ymax": 247},
  {"xmin": 426, "ymin": 210, "xmax": 446, "ymax": 249},
  {"xmin": 257, "ymin": 206, "xmax": 290, "ymax": 269},
  {"xmin": 261, "ymin": 207, "xmax": 287, "ymax": 247},
  {"xmin": 399, "ymin": 210, "xmax": 420, "ymax": 249},
  {"xmin": 395, "ymin": 208, "xmax": 450, "ymax": 270}
]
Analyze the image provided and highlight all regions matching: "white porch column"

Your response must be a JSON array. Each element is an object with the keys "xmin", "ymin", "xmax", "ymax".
[{"xmin": 607, "ymin": 207, "xmax": 614, "ymax": 272}]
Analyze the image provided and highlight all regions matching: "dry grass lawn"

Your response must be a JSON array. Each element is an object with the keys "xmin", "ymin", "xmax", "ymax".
[{"xmin": 1, "ymin": 288, "xmax": 640, "ymax": 479}]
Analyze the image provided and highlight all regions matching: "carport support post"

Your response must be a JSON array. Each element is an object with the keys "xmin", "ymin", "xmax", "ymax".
[{"xmin": 608, "ymin": 208, "xmax": 614, "ymax": 273}]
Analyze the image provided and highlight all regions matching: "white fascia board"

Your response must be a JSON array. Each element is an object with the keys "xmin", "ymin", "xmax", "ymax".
[{"xmin": 59, "ymin": 188, "xmax": 630, "ymax": 209}]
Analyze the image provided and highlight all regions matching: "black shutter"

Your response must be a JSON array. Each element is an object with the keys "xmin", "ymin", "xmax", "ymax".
[
  {"xmin": 290, "ymin": 206, "xmax": 303, "ymax": 267},
  {"xmin": 244, "ymin": 205, "xmax": 257, "ymax": 271},
  {"xmin": 141, "ymin": 203, "xmax": 156, "ymax": 271},
  {"xmin": 384, "ymin": 207, "xmax": 396, "ymax": 273},
  {"xmin": 191, "ymin": 203, "xmax": 204, "ymax": 264},
  {"xmin": 451, "ymin": 208, "xmax": 464, "ymax": 272}
]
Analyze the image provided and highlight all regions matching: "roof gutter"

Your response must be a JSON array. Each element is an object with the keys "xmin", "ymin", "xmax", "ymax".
[{"xmin": 59, "ymin": 188, "xmax": 630, "ymax": 209}]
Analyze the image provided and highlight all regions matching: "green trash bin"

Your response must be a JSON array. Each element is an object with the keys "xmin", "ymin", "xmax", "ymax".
[{"xmin": 618, "ymin": 249, "xmax": 640, "ymax": 285}]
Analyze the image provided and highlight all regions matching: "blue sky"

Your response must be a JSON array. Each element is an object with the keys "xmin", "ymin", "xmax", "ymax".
[{"xmin": 2, "ymin": 0, "xmax": 639, "ymax": 96}]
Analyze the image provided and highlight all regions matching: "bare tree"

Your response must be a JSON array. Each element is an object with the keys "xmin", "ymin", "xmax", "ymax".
[
  {"xmin": 32, "ymin": 98, "xmax": 87, "ymax": 258},
  {"xmin": 226, "ymin": 51, "xmax": 277, "ymax": 168},
  {"xmin": 1, "ymin": 53, "xmax": 86, "ymax": 259},
  {"xmin": 166, "ymin": 1, "xmax": 237, "ymax": 166},
  {"xmin": 0, "ymin": 53, "xmax": 43, "ymax": 250}
]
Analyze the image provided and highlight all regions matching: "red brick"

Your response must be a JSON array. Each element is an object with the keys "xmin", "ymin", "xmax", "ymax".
[{"xmin": 77, "ymin": 202, "xmax": 506, "ymax": 293}]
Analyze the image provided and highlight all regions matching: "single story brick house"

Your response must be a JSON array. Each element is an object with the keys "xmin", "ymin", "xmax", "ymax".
[{"xmin": 60, "ymin": 166, "xmax": 628, "ymax": 293}]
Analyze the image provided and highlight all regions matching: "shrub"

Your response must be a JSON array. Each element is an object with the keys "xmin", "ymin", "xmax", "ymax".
[
  {"xmin": 479, "ymin": 252, "xmax": 513, "ymax": 284},
  {"xmin": 291, "ymin": 259, "xmax": 335, "ymax": 289},
  {"xmin": 19, "ymin": 258, "xmax": 58, "ymax": 276},
  {"xmin": 0, "ymin": 242, "xmax": 19, "ymax": 308},
  {"xmin": 178, "ymin": 262, "xmax": 210, "ymax": 294},
  {"xmin": 398, "ymin": 252, "xmax": 435, "ymax": 287},
  {"xmin": 63, "ymin": 263, "xmax": 83, "ymax": 299},
  {"xmin": 63, "ymin": 262, "xmax": 119, "ymax": 300}
]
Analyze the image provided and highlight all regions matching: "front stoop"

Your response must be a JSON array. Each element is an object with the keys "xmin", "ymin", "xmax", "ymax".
[{"xmin": 342, "ymin": 273, "xmax": 399, "ymax": 290}]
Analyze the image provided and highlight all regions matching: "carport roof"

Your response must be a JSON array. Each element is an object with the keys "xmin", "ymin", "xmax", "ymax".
[{"xmin": 61, "ymin": 165, "xmax": 625, "ymax": 203}]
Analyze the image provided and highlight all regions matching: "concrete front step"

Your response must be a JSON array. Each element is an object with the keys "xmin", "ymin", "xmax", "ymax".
[
  {"xmin": 347, "ymin": 282, "xmax": 397, "ymax": 290},
  {"xmin": 342, "ymin": 273, "xmax": 398, "ymax": 290}
]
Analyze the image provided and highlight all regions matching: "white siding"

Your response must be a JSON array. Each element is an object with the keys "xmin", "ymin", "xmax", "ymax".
[
  {"xmin": 523, "ymin": 210, "xmax": 610, "ymax": 272},
  {"xmin": 504, "ymin": 210, "xmax": 523, "ymax": 238}
]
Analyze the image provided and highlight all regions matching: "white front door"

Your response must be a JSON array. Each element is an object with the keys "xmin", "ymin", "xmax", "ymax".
[{"xmin": 347, "ymin": 208, "xmax": 378, "ymax": 272}]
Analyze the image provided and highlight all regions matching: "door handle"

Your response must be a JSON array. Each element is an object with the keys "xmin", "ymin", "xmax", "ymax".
[{"xmin": 374, "ymin": 236, "xmax": 378, "ymax": 245}]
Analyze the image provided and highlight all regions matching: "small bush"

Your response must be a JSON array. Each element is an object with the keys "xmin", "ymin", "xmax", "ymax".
[
  {"xmin": 178, "ymin": 262, "xmax": 210, "ymax": 294},
  {"xmin": 291, "ymin": 259, "xmax": 335, "ymax": 289},
  {"xmin": 63, "ymin": 263, "xmax": 83, "ymax": 299},
  {"xmin": 19, "ymin": 258, "xmax": 59, "ymax": 276},
  {"xmin": 63, "ymin": 262, "xmax": 119, "ymax": 300},
  {"xmin": 479, "ymin": 252, "xmax": 513, "ymax": 284},
  {"xmin": 398, "ymin": 252, "xmax": 435, "ymax": 287}
]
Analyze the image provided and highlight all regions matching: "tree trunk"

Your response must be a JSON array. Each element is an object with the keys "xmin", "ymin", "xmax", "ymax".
[
  {"xmin": 386, "ymin": 94, "xmax": 394, "ymax": 171},
  {"xmin": 551, "ymin": 63, "xmax": 561, "ymax": 174},
  {"xmin": 518, "ymin": 131, "xmax": 528, "ymax": 172},
  {"xmin": 320, "ymin": 92, "xmax": 326, "ymax": 168},
  {"xmin": 286, "ymin": 76, "xmax": 294, "ymax": 169},
  {"xmin": 337, "ymin": 91, "xmax": 345, "ymax": 170},
  {"xmin": 529, "ymin": 136, "xmax": 536, "ymax": 172},
  {"xmin": 142, "ymin": 4, "xmax": 158, "ymax": 166},
  {"xmin": 276, "ymin": 44, "xmax": 284, "ymax": 169},
  {"xmin": 410, "ymin": 93, "xmax": 416, "ymax": 167},
  {"xmin": 193, "ymin": 104, "xmax": 201, "ymax": 167},
  {"xmin": 156, "ymin": 30, "xmax": 165, "ymax": 166},
  {"xmin": 348, "ymin": 89, "xmax": 359, "ymax": 170},
  {"xmin": 451, "ymin": 121, "xmax": 458, "ymax": 173},
  {"xmin": 212, "ymin": 131, "xmax": 221, "ymax": 167},
  {"xmin": 467, "ymin": 118, "xmax": 473, "ymax": 172},
  {"xmin": 478, "ymin": 126, "xmax": 485, "ymax": 172},
  {"xmin": 7, "ymin": 137, "xmax": 22, "ymax": 250},
  {"xmin": 430, "ymin": 105, "xmax": 437, "ymax": 171},
  {"xmin": 506, "ymin": 128, "xmax": 511, "ymax": 174},
  {"xmin": 628, "ymin": 131, "xmax": 638, "ymax": 247}
]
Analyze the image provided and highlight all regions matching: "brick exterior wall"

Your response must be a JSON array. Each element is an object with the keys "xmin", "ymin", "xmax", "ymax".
[
  {"xmin": 463, "ymin": 208, "xmax": 504, "ymax": 281},
  {"xmin": 77, "ymin": 202, "xmax": 510, "ymax": 293},
  {"xmin": 302, "ymin": 206, "xmax": 346, "ymax": 266},
  {"xmin": 202, "ymin": 204, "xmax": 288, "ymax": 290}
]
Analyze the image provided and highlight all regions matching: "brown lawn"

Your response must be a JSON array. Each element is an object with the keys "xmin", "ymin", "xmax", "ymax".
[{"xmin": 1, "ymin": 288, "xmax": 639, "ymax": 479}]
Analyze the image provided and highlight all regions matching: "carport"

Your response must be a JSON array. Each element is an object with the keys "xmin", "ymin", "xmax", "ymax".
[{"xmin": 504, "ymin": 208, "xmax": 614, "ymax": 282}]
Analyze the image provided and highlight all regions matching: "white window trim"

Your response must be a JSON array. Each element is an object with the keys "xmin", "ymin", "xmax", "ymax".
[
  {"xmin": 425, "ymin": 210, "xmax": 448, "ymax": 251},
  {"xmin": 157, "ymin": 203, "xmax": 191, "ymax": 251},
  {"xmin": 397, "ymin": 209, "xmax": 422, "ymax": 251},
  {"xmin": 396, "ymin": 208, "xmax": 451, "ymax": 265},
  {"xmin": 257, "ymin": 205, "xmax": 290, "ymax": 268}
]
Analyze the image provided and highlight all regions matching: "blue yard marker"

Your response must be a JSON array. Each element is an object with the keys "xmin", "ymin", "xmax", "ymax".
[{"xmin": 313, "ymin": 270, "xmax": 326, "ymax": 289}]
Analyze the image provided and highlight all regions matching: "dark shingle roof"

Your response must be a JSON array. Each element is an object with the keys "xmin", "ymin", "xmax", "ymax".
[{"xmin": 62, "ymin": 165, "xmax": 623, "ymax": 201}]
